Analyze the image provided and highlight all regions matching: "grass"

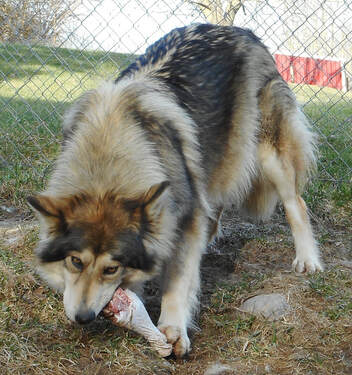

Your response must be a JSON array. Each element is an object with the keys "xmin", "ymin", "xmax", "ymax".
[
  {"xmin": 292, "ymin": 83, "xmax": 352, "ymax": 210},
  {"xmin": 0, "ymin": 43, "xmax": 351, "ymax": 213},
  {"xmin": 0, "ymin": 43, "xmax": 135, "ymax": 209},
  {"xmin": 1, "ymin": 220, "xmax": 351, "ymax": 374},
  {"xmin": 308, "ymin": 269, "xmax": 352, "ymax": 321}
]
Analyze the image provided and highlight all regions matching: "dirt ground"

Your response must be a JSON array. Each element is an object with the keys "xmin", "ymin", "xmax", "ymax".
[{"xmin": 0, "ymin": 204, "xmax": 351, "ymax": 375}]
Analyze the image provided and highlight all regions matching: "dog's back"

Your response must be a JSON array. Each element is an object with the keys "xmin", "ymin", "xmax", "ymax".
[
  {"xmin": 117, "ymin": 25, "xmax": 279, "ymax": 193},
  {"xmin": 112, "ymin": 24, "xmax": 315, "ymax": 211}
]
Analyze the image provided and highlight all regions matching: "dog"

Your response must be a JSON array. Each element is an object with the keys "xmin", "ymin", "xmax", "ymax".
[{"xmin": 28, "ymin": 23, "xmax": 323, "ymax": 357}]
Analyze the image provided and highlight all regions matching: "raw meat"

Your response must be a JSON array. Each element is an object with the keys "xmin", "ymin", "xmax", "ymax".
[{"xmin": 103, "ymin": 288, "xmax": 172, "ymax": 357}]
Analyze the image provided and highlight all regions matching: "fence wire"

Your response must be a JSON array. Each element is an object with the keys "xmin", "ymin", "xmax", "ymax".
[{"xmin": 0, "ymin": 0, "xmax": 351, "ymax": 207}]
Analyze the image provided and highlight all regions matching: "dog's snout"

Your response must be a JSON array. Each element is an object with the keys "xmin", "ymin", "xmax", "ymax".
[{"xmin": 75, "ymin": 309, "xmax": 96, "ymax": 324}]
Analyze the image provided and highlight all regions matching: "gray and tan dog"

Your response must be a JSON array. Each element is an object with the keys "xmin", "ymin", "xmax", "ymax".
[{"xmin": 28, "ymin": 24, "xmax": 323, "ymax": 357}]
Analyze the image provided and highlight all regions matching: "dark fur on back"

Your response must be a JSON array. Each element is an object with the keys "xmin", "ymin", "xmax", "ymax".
[{"xmin": 117, "ymin": 24, "xmax": 280, "ymax": 177}]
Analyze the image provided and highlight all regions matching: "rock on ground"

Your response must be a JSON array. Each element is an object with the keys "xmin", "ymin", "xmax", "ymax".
[
  {"xmin": 240, "ymin": 293, "xmax": 290, "ymax": 321},
  {"xmin": 204, "ymin": 363, "xmax": 234, "ymax": 375}
]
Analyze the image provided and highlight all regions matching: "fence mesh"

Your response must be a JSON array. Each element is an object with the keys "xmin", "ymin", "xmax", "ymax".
[{"xmin": 1, "ymin": 0, "xmax": 351, "ymax": 208}]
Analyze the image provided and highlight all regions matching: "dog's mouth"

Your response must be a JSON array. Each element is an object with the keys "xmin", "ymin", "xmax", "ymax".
[{"xmin": 99, "ymin": 289, "xmax": 118, "ymax": 318}]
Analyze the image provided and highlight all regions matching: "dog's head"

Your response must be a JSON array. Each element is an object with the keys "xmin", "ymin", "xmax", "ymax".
[{"xmin": 28, "ymin": 181, "xmax": 169, "ymax": 324}]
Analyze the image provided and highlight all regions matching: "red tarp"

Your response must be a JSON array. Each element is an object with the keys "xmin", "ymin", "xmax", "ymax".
[
  {"xmin": 274, "ymin": 54, "xmax": 343, "ymax": 90},
  {"xmin": 274, "ymin": 54, "xmax": 292, "ymax": 82}
]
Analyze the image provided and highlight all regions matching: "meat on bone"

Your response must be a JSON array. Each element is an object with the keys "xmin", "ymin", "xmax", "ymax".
[{"xmin": 103, "ymin": 288, "xmax": 172, "ymax": 357}]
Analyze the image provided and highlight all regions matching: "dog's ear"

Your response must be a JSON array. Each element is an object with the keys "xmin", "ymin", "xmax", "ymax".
[
  {"xmin": 27, "ymin": 195, "xmax": 67, "ymax": 232},
  {"xmin": 142, "ymin": 181, "xmax": 170, "ymax": 218},
  {"xmin": 27, "ymin": 195, "xmax": 60, "ymax": 217}
]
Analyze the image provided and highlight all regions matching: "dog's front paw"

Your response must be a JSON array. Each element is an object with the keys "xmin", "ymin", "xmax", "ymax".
[
  {"xmin": 292, "ymin": 255, "xmax": 324, "ymax": 273},
  {"xmin": 158, "ymin": 324, "xmax": 190, "ymax": 358}
]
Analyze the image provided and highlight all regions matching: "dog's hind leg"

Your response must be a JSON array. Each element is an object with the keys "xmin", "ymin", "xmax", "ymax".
[
  {"xmin": 157, "ymin": 208, "xmax": 208, "ymax": 357},
  {"xmin": 258, "ymin": 144, "xmax": 323, "ymax": 273}
]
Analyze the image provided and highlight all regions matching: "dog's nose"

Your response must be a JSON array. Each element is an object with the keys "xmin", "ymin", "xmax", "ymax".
[{"xmin": 75, "ymin": 309, "xmax": 96, "ymax": 324}]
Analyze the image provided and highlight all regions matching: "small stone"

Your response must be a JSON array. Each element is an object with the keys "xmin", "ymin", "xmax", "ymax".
[
  {"xmin": 0, "ymin": 205, "xmax": 18, "ymax": 214},
  {"xmin": 340, "ymin": 260, "xmax": 352, "ymax": 270},
  {"xmin": 204, "ymin": 363, "xmax": 233, "ymax": 375},
  {"xmin": 290, "ymin": 349, "xmax": 309, "ymax": 361},
  {"xmin": 240, "ymin": 293, "xmax": 289, "ymax": 321}
]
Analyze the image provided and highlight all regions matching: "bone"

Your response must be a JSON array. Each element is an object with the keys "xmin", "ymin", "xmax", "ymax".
[{"xmin": 103, "ymin": 288, "xmax": 172, "ymax": 357}]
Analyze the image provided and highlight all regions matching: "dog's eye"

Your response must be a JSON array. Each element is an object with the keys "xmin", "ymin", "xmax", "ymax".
[
  {"xmin": 71, "ymin": 256, "xmax": 83, "ymax": 269},
  {"xmin": 103, "ymin": 266, "xmax": 119, "ymax": 275}
]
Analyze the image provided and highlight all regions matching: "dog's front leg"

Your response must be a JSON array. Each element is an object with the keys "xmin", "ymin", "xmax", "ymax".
[{"xmin": 158, "ymin": 209, "xmax": 208, "ymax": 357}]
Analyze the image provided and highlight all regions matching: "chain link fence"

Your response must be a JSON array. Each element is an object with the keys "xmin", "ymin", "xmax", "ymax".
[{"xmin": 1, "ymin": 0, "xmax": 351, "ymax": 209}]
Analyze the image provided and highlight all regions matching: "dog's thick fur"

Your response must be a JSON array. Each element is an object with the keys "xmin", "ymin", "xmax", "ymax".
[{"xmin": 29, "ymin": 24, "xmax": 323, "ymax": 357}]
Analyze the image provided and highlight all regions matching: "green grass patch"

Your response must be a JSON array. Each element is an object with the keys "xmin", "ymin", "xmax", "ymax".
[
  {"xmin": 308, "ymin": 268, "xmax": 352, "ymax": 321},
  {"xmin": 0, "ymin": 248, "xmax": 28, "ymax": 276},
  {"xmin": 292, "ymin": 83, "xmax": 352, "ymax": 210},
  {"xmin": 0, "ymin": 43, "xmax": 135, "ymax": 208}
]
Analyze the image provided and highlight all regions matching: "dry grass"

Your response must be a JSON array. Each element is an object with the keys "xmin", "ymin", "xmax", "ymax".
[{"xmin": 0, "ymin": 207, "xmax": 351, "ymax": 375}]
